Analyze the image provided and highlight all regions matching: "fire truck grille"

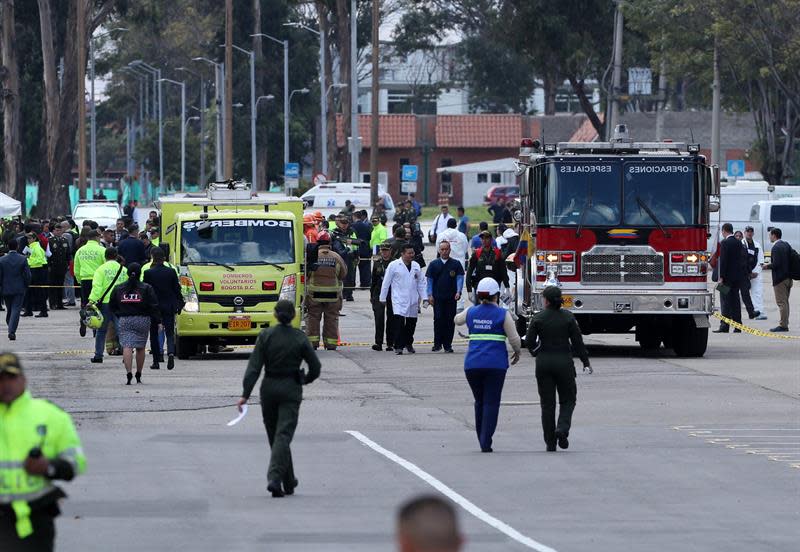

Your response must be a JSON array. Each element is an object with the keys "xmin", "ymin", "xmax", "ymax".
[{"xmin": 582, "ymin": 253, "xmax": 663, "ymax": 284}]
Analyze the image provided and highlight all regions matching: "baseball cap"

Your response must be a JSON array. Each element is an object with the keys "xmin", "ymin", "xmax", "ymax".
[
  {"xmin": 745, "ymin": 225, "xmax": 754, "ymax": 232},
  {"xmin": 0, "ymin": 353, "xmax": 23, "ymax": 376},
  {"xmin": 379, "ymin": 240, "xmax": 392, "ymax": 250},
  {"xmin": 476, "ymin": 277, "xmax": 500, "ymax": 296},
  {"xmin": 479, "ymin": 230, "xmax": 492, "ymax": 238}
]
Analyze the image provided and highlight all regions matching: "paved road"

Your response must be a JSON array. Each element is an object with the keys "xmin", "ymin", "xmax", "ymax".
[{"xmin": 8, "ymin": 276, "xmax": 799, "ymax": 552}]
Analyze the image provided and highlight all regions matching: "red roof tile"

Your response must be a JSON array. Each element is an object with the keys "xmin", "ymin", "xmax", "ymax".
[
  {"xmin": 335, "ymin": 114, "xmax": 417, "ymax": 148},
  {"xmin": 569, "ymin": 113, "xmax": 603, "ymax": 142},
  {"xmin": 436, "ymin": 115, "xmax": 522, "ymax": 148}
]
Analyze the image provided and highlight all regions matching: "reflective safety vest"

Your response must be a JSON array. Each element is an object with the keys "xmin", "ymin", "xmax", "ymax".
[
  {"xmin": 74, "ymin": 240, "xmax": 106, "ymax": 282},
  {"xmin": 0, "ymin": 391, "xmax": 86, "ymax": 538},
  {"xmin": 26, "ymin": 242, "xmax": 47, "ymax": 269},
  {"xmin": 464, "ymin": 303, "xmax": 508, "ymax": 370},
  {"xmin": 308, "ymin": 246, "xmax": 345, "ymax": 303}
]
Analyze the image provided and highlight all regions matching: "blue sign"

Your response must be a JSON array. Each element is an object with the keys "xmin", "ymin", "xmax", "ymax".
[
  {"xmin": 285, "ymin": 162, "xmax": 300, "ymax": 179},
  {"xmin": 401, "ymin": 165, "xmax": 418, "ymax": 182},
  {"xmin": 727, "ymin": 160, "xmax": 745, "ymax": 178}
]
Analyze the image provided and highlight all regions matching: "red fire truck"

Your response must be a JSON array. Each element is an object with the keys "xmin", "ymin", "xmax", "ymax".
[{"xmin": 513, "ymin": 125, "xmax": 721, "ymax": 357}]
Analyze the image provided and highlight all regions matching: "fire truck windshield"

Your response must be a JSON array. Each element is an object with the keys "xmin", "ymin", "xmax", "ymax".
[{"xmin": 536, "ymin": 160, "xmax": 698, "ymax": 227}]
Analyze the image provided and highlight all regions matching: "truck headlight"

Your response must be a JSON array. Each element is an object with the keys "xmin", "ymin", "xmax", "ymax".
[{"xmin": 183, "ymin": 301, "xmax": 199, "ymax": 312}]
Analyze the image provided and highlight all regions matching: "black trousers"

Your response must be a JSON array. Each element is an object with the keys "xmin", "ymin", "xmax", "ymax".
[
  {"xmin": 535, "ymin": 359, "xmax": 577, "ymax": 446},
  {"xmin": 0, "ymin": 510, "xmax": 56, "ymax": 552},
  {"xmin": 739, "ymin": 278, "xmax": 755, "ymax": 317},
  {"xmin": 720, "ymin": 282, "xmax": 742, "ymax": 330},
  {"xmin": 48, "ymin": 265, "xmax": 67, "ymax": 309},
  {"xmin": 150, "ymin": 310, "xmax": 176, "ymax": 357},
  {"xmin": 25, "ymin": 267, "xmax": 48, "ymax": 314},
  {"xmin": 343, "ymin": 259, "xmax": 356, "ymax": 300},
  {"xmin": 392, "ymin": 314, "xmax": 418, "ymax": 351},
  {"xmin": 80, "ymin": 280, "xmax": 93, "ymax": 307},
  {"xmin": 433, "ymin": 298, "xmax": 457, "ymax": 349},
  {"xmin": 372, "ymin": 300, "xmax": 395, "ymax": 347},
  {"xmin": 358, "ymin": 259, "xmax": 372, "ymax": 288}
]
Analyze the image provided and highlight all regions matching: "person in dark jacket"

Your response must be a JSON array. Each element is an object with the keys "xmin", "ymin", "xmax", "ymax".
[
  {"xmin": 0, "ymin": 238, "xmax": 32, "ymax": 340},
  {"xmin": 425, "ymin": 241, "xmax": 464, "ymax": 353},
  {"xmin": 715, "ymin": 223, "xmax": 749, "ymax": 333},
  {"xmin": 110, "ymin": 263, "xmax": 161, "ymax": 385},
  {"xmin": 47, "ymin": 224, "xmax": 70, "ymax": 310},
  {"xmin": 144, "ymin": 248, "xmax": 183, "ymax": 370},
  {"xmin": 237, "ymin": 300, "xmax": 321, "ymax": 497},
  {"xmin": 116, "ymin": 231, "xmax": 146, "ymax": 267},
  {"xmin": 465, "ymin": 231, "xmax": 509, "ymax": 299},
  {"xmin": 526, "ymin": 285, "xmax": 592, "ymax": 451},
  {"xmin": 763, "ymin": 228, "xmax": 793, "ymax": 331},
  {"xmin": 370, "ymin": 242, "xmax": 396, "ymax": 351},
  {"xmin": 351, "ymin": 210, "xmax": 373, "ymax": 288}
]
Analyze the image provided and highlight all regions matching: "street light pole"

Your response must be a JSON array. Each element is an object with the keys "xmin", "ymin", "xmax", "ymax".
[
  {"xmin": 231, "ymin": 44, "xmax": 257, "ymax": 189},
  {"xmin": 193, "ymin": 58, "xmax": 224, "ymax": 182},
  {"xmin": 132, "ymin": 61, "xmax": 164, "ymax": 193},
  {"xmin": 251, "ymin": 34, "xmax": 291, "ymax": 179},
  {"xmin": 350, "ymin": 0, "xmax": 359, "ymax": 182},
  {"xmin": 178, "ymin": 67, "xmax": 207, "ymax": 186},
  {"xmin": 160, "ymin": 78, "xmax": 187, "ymax": 191}
]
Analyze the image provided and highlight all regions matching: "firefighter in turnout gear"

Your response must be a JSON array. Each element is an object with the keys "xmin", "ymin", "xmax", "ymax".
[{"xmin": 305, "ymin": 231, "xmax": 347, "ymax": 350}]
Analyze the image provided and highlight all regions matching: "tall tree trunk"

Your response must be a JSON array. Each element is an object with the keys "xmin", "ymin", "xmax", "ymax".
[
  {"xmin": 334, "ymin": 0, "xmax": 351, "ymax": 180},
  {"xmin": 252, "ymin": 0, "xmax": 267, "ymax": 189},
  {"xmin": 543, "ymin": 73, "xmax": 556, "ymax": 115},
  {"xmin": 323, "ymin": 13, "xmax": 336, "ymax": 179},
  {"xmin": 1, "ymin": 0, "xmax": 23, "ymax": 209},
  {"xmin": 37, "ymin": 0, "xmax": 59, "ymax": 170},
  {"xmin": 568, "ymin": 76, "xmax": 604, "ymax": 138}
]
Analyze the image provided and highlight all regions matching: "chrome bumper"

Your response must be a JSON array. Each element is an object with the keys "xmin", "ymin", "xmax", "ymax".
[{"xmin": 532, "ymin": 289, "xmax": 714, "ymax": 315}]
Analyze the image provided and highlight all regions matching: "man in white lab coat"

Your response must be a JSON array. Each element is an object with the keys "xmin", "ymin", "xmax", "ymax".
[
  {"xmin": 380, "ymin": 243, "xmax": 427, "ymax": 355},
  {"xmin": 435, "ymin": 218, "xmax": 469, "ymax": 269},
  {"xmin": 743, "ymin": 225, "xmax": 767, "ymax": 319}
]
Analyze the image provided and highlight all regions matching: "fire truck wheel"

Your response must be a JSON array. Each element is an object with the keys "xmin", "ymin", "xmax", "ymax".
[{"xmin": 672, "ymin": 322, "xmax": 708, "ymax": 358}]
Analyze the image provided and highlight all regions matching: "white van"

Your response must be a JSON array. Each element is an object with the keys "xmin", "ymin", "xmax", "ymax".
[
  {"xmin": 300, "ymin": 182, "xmax": 395, "ymax": 221},
  {"xmin": 748, "ymin": 198, "xmax": 800, "ymax": 257}
]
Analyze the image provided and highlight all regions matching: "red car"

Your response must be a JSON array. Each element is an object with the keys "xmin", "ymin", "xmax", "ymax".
[{"xmin": 484, "ymin": 185, "xmax": 520, "ymax": 205}]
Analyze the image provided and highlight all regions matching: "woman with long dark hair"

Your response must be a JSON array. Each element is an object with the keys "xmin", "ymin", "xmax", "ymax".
[
  {"xmin": 525, "ymin": 285, "xmax": 592, "ymax": 451},
  {"xmin": 110, "ymin": 262, "xmax": 160, "ymax": 384}
]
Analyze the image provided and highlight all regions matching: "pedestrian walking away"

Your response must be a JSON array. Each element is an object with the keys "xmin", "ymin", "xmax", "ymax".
[
  {"xmin": 73, "ymin": 230, "xmax": 106, "ymax": 337},
  {"xmin": 352, "ymin": 210, "xmax": 373, "ymax": 288},
  {"xmin": 109, "ymin": 263, "xmax": 161, "ymax": 384},
  {"xmin": 371, "ymin": 241, "xmax": 397, "ymax": 351},
  {"xmin": 237, "ymin": 300, "xmax": 321, "ymax": 498},
  {"xmin": 305, "ymin": 231, "xmax": 347, "ymax": 350},
  {"xmin": 380, "ymin": 244, "xmax": 427, "ymax": 355},
  {"xmin": 46, "ymin": 225, "xmax": 70, "ymax": 311},
  {"xmin": 88, "ymin": 247, "xmax": 125, "ymax": 364},
  {"xmin": 0, "ymin": 239, "xmax": 31, "ymax": 340},
  {"xmin": 526, "ymin": 285, "xmax": 591, "ymax": 451},
  {"xmin": 426, "ymin": 241, "xmax": 464, "ymax": 352},
  {"xmin": 144, "ymin": 248, "xmax": 183, "ymax": 370},
  {"xmin": 763, "ymin": 228, "xmax": 793, "ymax": 332},
  {"xmin": 454, "ymin": 277, "xmax": 521, "ymax": 452},
  {"xmin": 0, "ymin": 353, "xmax": 86, "ymax": 552}
]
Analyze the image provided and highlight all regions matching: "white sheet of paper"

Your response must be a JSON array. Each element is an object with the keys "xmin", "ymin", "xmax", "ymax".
[{"xmin": 226, "ymin": 404, "xmax": 248, "ymax": 427}]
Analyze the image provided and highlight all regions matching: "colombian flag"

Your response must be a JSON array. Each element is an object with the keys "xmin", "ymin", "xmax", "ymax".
[
  {"xmin": 607, "ymin": 228, "xmax": 638, "ymax": 239},
  {"xmin": 515, "ymin": 229, "xmax": 532, "ymax": 267}
]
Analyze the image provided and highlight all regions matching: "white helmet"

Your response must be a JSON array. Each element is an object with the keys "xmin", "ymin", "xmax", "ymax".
[{"xmin": 476, "ymin": 277, "xmax": 500, "ymax": 297}]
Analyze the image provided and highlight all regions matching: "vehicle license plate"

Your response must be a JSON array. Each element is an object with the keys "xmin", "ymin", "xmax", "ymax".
[{"xmin": 228, "ymin": 316, "xmax": 252, "ymax": 331}]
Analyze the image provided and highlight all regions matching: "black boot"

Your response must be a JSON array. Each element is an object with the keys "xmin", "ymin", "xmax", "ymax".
[
  {"xmin": 555, "ymin": 431, "xmax": 569, "ymax": 450},
  {"xmin": 135, "ymin": 371, "xmax": 142, "ymax": 384},
  {"xmin": 283, "ymin": 478, "xmax": 299, "ymax": 495},
  {"xmin": 267, "ymin": 480, "xmax": 285, "ymax": 498},
  {"xmin": 167, "ymin": 354, "xmax": 175, "ymax": 370}
]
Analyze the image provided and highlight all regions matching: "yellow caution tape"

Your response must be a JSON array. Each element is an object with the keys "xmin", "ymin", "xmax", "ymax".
[{"xmin": 712, "ymin": 312, "xmax": 800, "ymax": 340}]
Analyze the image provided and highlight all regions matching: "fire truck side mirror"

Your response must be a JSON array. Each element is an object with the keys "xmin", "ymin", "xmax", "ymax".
[
  {"xmin": 708, "ymin": 198, "xmax": 720, "ymax": 213},
  {"xmin": 709, "ymin": 164, "xmax": 721, "ymax": 195}
]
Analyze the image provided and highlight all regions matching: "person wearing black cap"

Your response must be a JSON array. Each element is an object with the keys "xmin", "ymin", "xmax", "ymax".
[
  {"xmin": 0, "ymin": 353, "xmax": 86, "ymax": 551},
  {"xmin": 109, "ymin": 263, "xmax": 161, "ymax": 385},
  {"xmin": 526, "ymin": 285, "xmax": 591, "ymax": 452},
  {"xmin": 370, "ymin": 241, "xmax": 396, "ymax": 351},
  {"xmin": 237, "ymin": 300, "xmax": 321, "ymax": 497}
]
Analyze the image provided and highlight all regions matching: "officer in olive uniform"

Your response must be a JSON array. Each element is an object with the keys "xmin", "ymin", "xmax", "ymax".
[
  {"xmin": 370, "ymin": 241, "xmax": 396, "ymax": 351},
  {"xmin": 238, "ymin": 301, "xmax": 321, "ymax": 497},
  {"xmin": 525, "ymin": 286, "xmax": 592, "ymax": 452},
  {"xmin": 306, "ymin": 231, "xmax": 347, "ymax": 350}
]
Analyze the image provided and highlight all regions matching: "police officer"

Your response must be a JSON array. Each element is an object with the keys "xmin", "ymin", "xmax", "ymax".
[
  {"xmin": 237, "ymin": 301, "xmax": 321, "ymax": 497},
  {"xmin": 73, "ymin": 230, "xmax": 106, "ymax": 337},
  {"xmin": 371, "ymin": 241, "xmax": 396, "ymax": 351},
  {"xmin": 454, "ymin": 278, "xmax": 521, "ymax": 452},
  {"xmin": 525, "ymin": 285, "xmax": 591, "ymax": 452},
  {"xmin": 331, "ymin": 214, "xmax": 359, "ymax": 301},
  {"xmin": 426, "ymin": 241, "xmax": 464, "ymax": 353},
  {"xmin": 306, "ymin": 231, "xmax": 347, "ymax": 350},
  {"xmin": 466, "ymin": 230, "xmax": 508, "ymax": 301},
  {"xmin": 0, "ymin": 353, "xmax": 86, "ymax": 551}
]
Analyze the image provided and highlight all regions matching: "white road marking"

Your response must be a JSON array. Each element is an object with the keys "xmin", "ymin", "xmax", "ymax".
[
  {"xmin": 346, "ymin": 430, "xmax": 557, "ymax": 552},
  {"xmin": 686, "ymin": 428, "xmax": 800, "ymax": 432}
]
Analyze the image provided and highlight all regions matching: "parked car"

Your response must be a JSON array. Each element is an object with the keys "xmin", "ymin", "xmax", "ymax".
[
  {"xmin": 484, "ymin": 185, "xmax": 520, "ymax": 205},
  {"xmin": 71, "ymin": 200, "xmax": 122, "ymax": 229}
]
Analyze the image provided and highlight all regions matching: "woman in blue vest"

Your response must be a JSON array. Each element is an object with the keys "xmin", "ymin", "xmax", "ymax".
[{"xmin": 455, "ymin": 277, "xmax": 521, "ymax": 452}]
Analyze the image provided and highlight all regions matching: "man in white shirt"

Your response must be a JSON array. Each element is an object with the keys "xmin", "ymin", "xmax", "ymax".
[
  {"xmin": 380, "ymin": 243, "xmax": 427, "ymax": 355},
  {"xmin": 435, "ymin": 218, "xmax": 469, "ymax": 269},
  {"xmin": 428, "ymin": 205, "xmax": 455, "ymax": 244}
]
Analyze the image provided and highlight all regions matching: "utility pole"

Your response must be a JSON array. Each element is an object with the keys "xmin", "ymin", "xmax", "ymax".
[
  {"xmin": 224, "ymin": 0, "xmax": 234, "ymax": 180},
  {"xmin": 350, "ymin": 0, "xmax": 360, "ymax": 182},
  {"xmin": 608, "ymin": 0, "xmax": 624, "ymax": 136},
  {"xmin": 369, "ymin": 0, "xmax": 380, "ymax": 205},
  {"xmin": 655, "ymin": 55, "xmax": 668, "ymax": 141},
  {"xmin": 77, "ymin": 0, "xmax": 87, "ymax": 199},
  {"xmin": 711, "ymin": 38, "xmax": 721, "ymax": 166}
]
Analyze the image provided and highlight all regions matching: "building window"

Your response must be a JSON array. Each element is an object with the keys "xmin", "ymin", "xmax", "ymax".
[
  {"xmin": 477, "ymin": 173, "xmax": 488, "ymax": 183},
  {"xmin": 440, "ymin": 159, "xmax": 452, "ymax": 196},
  {"xmin": 491, "ymin": 173, "xmax": 502, "ymax": 184}
]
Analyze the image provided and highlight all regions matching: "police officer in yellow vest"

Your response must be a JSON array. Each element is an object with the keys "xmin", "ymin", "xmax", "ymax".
[
  {"xmin": 23, "ymin": 234, "xmax": 48, "ymax": 318},
  {"xmin": 0, "ymin": 353, "xmax": 86, "ymax": 551},
  {"xmin": 305, "ymin": 231, "xmax": 347, "ymax": 350}
]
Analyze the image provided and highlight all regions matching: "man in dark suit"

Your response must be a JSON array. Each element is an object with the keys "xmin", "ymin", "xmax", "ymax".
[
  {"xmin": 763, "ymin": 228, "xmax": 793, "ymax": 331},
  {"xmin": 143, "ymin": 247, "xmax": 183, "ymax": 370},
  {"xmin": 117, "ymin": 230, "xmax": 146, "ymax": 266},
  {"xmin": 714, "ymin": 223, "xmax": 748, "ymax": 333},
  {"xmin": 0, "ymin": 238, "xmax": 32, "ymax": 340}
]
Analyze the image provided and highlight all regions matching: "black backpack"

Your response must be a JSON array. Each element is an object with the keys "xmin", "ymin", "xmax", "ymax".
[{"xmin": 789, "ymin": 247, "xmax": 800, "ymax": 280}]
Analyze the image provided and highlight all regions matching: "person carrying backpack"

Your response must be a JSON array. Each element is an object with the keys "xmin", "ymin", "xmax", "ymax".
[{"xmin": 763, "ymin": 228, "xmax": 799, "ymax": 332}]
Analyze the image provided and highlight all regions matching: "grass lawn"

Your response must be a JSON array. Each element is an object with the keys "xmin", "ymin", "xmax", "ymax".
[{"xmin": 418, "ymin": 204, "xmax": 496, "ymax": 238}]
